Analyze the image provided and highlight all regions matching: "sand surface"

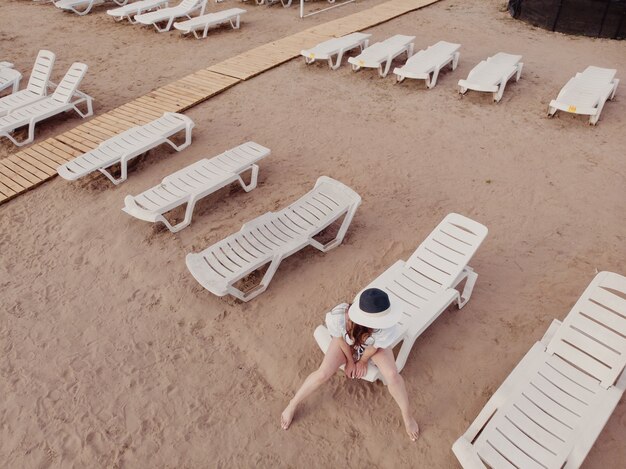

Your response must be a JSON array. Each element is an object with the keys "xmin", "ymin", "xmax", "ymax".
[{"xmin": 1, "ymin": 0, "xmax": 625, "ymax": 467}]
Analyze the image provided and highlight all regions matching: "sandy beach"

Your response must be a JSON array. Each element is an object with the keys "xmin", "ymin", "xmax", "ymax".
[{"xmin": 1, "ymin": 0, "xmax": 625, "ymax": 467}]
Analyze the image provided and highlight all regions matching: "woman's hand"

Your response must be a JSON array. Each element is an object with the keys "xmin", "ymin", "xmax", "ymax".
[
  {"xmin": 344, "ymin": 361, "xmax": 356, "ymax": 379},
  {"xmin": 355, "ymin": 360, "xmax": 368, "ymax": 379}
]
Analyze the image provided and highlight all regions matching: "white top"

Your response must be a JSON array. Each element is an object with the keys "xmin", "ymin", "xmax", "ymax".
[{"xmin": 325, "ymin": 303, "xmax": 400, "ymax": 350}]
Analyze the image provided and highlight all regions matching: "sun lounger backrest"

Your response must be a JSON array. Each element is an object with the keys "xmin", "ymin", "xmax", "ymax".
[
  {"xmin": 406, "ymin": 213, "xmax": 488, "ymax": 290},
  {"xmin": 179, "ymin": 0, "xmax": 200, "ymax": 9},
  {"xmin": 580, "ymin": 66, "xmax": 617, "ymax": 83},
  {"xmin": 51, "ymin": 62, "xmax": 88, "ymax": 104},
  {"xmin": 546, "ymin": 271, "xmax": 626, "ymax": 389},
  {"xmin": 26, "ymin": 50, "xmax": 56, "ymax": 96},
  {"xmin": 279, "ymin": 176, "xmax": 361, "ymax": 228}
]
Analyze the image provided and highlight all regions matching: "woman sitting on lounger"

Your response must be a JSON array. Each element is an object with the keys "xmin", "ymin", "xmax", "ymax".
[{"xmin": 280, "ymin": 288, "xmax": 420, "ymax": 441}]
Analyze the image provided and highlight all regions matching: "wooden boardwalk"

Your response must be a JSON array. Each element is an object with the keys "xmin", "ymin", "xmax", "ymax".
[{"xmin": 0, "ymin": 0, "xmax": 438, "ymax": 205}]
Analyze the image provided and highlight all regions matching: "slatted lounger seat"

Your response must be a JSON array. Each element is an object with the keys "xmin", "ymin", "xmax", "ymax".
[
  {"xmin": 0, "ymin": 62, "xmax": 92, "ymax": 147},
  {"xmin": 57, "ymin": 112, "xmax": 194, "ymax": 184},
  {"xmin": 393, "ymin": 41, "xmax": 461, "ymax": 88},
  {"xmin": 458, "ymin": 52, "xmax": 523, "ymax": 102},
  {"xmin": 0, "ymin": 63, "xmax": 22, "ymax": 95},
  {"xmin": 173, "ymin": 8, "xmax": 246, "ymax": 38},
  {"xmin": 0, "ymin": 50, "xmax": 56, "ymax": 117},
  {"xmin": 548, "ymin": 66, "xmax": 619, "ymax": 125},
  {"xmin": 134, "ymin": 0, "xmax": 207, "ymax": 32},
  {"xmin": 300, "ymin": 33, "xmax": 372, "ymax": 70},
  {"xmin": 453, "ymin": 271, "xmax": 626, "ymax": 469},
  {"xmin": 186, "ymin": 176, "xmax": 361, "ymax": 302},
  {"xmin": 314, "ymin": 213, "xmax": 488, "ymax": 383},
  {"xmin": 122, "ymin": 141, "xmax": 270, "ymax": 232},
  {"xmin": 348, "ymin": 34, "xmax": 415, "ymax": 78},
  {"xmin": 107, "ymin": 0, "xmax": 170, "ymax": 22},
  {"xmin": 55, "ymin": 0, "xmax": 128, "ymax": 15}
]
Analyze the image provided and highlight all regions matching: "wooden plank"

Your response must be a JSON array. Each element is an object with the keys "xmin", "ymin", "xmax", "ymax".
[
  {"xmin": 47, "ymin": 138, "xmax": 83, "ymax": 158},
  {"xmin": 36, "ymin": 142, "xmax": 76, "ymax": 164},
  {"xmin": 15, "ymin": 149, "xmax": 58, "ymax": 175},
  {"xmin": 55, "ymin": 134, "xmax": 93, "ymax": 153},
  {"xmin": 0, "ymin": 163, "xmax": 30, "ymax": 188},
  {"xmin": 0, "ymin": 179, "xmax": 15, "ymax": 198},
  {"xmin": 21, "ymin": 147, "xmax": 62, "ymax": 171},
  {"xmin": 0, "ymin": 165, "xmax": 25, "ymax": 192},
  {"xmin": 4, "ymin": 156, "xmax": 46, "ymax": 182}
]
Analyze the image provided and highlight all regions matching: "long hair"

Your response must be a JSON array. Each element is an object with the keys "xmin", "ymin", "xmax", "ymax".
[{"xmin": 346, "ymin": 304, "xmax": 373, "ymax": 349}]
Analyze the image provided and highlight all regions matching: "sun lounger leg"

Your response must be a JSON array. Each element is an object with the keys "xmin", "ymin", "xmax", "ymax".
[
  {"xmin": 494, "ymin": 82, "xmax": 507, "ymax": 102},
  {"xmin": 547, "ymin": 104, "xmax": 557, "ymax": 117},
  {"xmin": 330, "ymin": 51, "xmax": 343, "ymax": 70},
  {"xmin": 394, "ymin": 336, "xmax": 417, "ymax": 375},
  {"xmin": 162, "ymin": 197, "xmax": 198, "ymax": 232},
  {"xmin": 12, "ymin": 79, "xmax": 20, "ymax": 94},
  {"xmin": 428, "ymin": 68, "xmax": 440, "ymax": 89},
  {"xmin": 456, "ymin": 266, "xmax": 477, "ymax": 308},
  {"xmin": 310, "ymin": 204, "xmax": 358, "ymax": 252},
  {"xmin": 452, "ymin": 51, "xmax": 460, "ymax": 70},
  {"xmin": 164, "ymin": 125, "xmax": 193, "ymax": 151},
  {"xmin": 515, "ymin": 62, "xmax": 523, "ymax": 81},
  {"xmin": 227, "ymin": 255, "xmax": 283, "ymax": 302},
  {"xmin": 71, "ymin": 2, "xmax": 94, "ymax": 15},
  {"xmin": 1, "ymin": 123, "xmax": 35, "ymax": 147},
  {"xmin": 610, "ymin": 78, "xmax": 619, "ymax": 100},
  {"xmin": 379, "ymin": 60, "xmax": 392, "ymax": 78},
  {"xmin": 236, "ymin": 164, "xmax": 259, "ymax": 192},
  {"xmin": 72, "ymin": 95, "xmax": 94, "ymax": 118}
]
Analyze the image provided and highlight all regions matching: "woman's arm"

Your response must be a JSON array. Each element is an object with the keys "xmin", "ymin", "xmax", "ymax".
[{"xmin": 355, "ymin": 346, "xmax": 378, "ymax": 378}]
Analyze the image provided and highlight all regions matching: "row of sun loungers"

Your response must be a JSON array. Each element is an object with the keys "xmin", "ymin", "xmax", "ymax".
[
  {"xmin": 53, "ymin": 0, "xmax": 246, "ymax": 37},
  {"xmin": 0, "ymin": 51, "xmax": 92, "ymax": 146},
  {"xmin": 302, "ymin": 34, "xmax": 619, "ymax": 120}
]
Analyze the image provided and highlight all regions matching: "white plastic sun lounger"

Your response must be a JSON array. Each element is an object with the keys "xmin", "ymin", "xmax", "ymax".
[
  {"xmin": 548, "ymin": 66, "xmax": 619, "ymax": 125},
  {"xmin": 134, "ymin": 0, "xmax": 207, "ymax": 32},
  {"xmin": 173, "ymin": 8, "xmax": 246, "ymax": 38},
  {"xmin": 314, "ymin": 213, "xmax": 488, "ymax": 383},
  {"xmin": 186, "ymin": 177, "xmax": 361, "ymax": 302},
  {"xmin": 348, "ymin": 35, "xmax": 415, "ymax": 78},
  {"xmin": 300, "ymin": 33, "xmax": 371, "ymax": 70},
  {"xmin": 458, "ymin": 52, "xmax": 523, "ymax": 102},
  {"xmin": 122, "ymin": 142, "xmax": 270, "ymax": 232},
  {"xmin": 107, "ymin": 0, "xmax": 169, "ymax": 22},
  {"xmin": 0, "ymin": 64, "xmax": 22, "ymax": 95},
  {"xmin": 393, "ymin": 41, "xmax": 461, "ymax": 88},
  {"xmin": 0, "ymin": 63, "xmax": 92, "ymax": 147},
  {"xmin": 55, "ymin": 0, "xmax": 127, "ymax": 15},
  {"xmin": 57, "ymin": 112, "xmax": 193, "ymax": 184},
  {"xmin": 0, "ymin": 50, "xmax": 56, "ymax": 117},
  {"xmin": 453, "ymin": 271, "xmax": 626, "ymax": 469}
]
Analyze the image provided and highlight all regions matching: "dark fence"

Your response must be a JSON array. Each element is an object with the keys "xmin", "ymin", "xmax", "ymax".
[{"xmin": 508, "ymin": 0, "xmax": 626, "ymax": 39}]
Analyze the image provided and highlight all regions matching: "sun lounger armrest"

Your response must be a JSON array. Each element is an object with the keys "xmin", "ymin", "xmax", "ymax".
[
  {"xmin": 0, "ymin": 62, "xmax": 13, "ymax": 68},
  {"xmin": 455, "ymin": 341, "xmax": 548, "ymax": 451},
  {"xmin": 122, "ymin": 195, "xmax": 161, "ymax": 223},
  {"xmin": 540, "ymin": 319, "xmax": 561, "ymax": 346},
  {"xmin": 240, "ymin": 211, "xmax": 277, "ymax": 231},
  {"xmin": 452, "ymin": 437, "xmax": 488, "ymax": 469}
]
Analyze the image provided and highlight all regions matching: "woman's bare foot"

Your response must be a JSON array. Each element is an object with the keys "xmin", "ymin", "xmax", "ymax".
[
  {"xmin": 404, "ymin": 416, "xmax": 420, "ymax": 441},
  {"xmin": 280, "ymin": 404, "xmax": 296, "ymax": 430}
]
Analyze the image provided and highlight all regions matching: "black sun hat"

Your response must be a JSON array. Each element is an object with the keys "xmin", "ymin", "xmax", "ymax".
[{"xmin": 348, "ymin": 288, "xmax": 401, "ymax": 329}]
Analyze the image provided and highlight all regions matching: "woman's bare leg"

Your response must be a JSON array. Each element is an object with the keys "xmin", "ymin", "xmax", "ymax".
[
  {"xmin": 371, "ymin": 348, "xmax": 419, "ymax": 441},
  {"xmin": 281, "ymin": 338, "xmax": 346, "ymax": 430}
]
